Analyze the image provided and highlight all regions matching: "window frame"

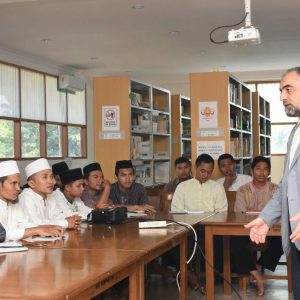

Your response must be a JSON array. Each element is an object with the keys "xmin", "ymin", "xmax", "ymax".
[{"xmin": 0, "ymin": 60, "xmax": 87, "ymax": 160}]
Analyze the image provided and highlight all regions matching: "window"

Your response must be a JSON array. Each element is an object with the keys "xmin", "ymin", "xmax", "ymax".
[
  {"xmin": 0, "ymin": 119, "xmax": 14, "ymax": 158},
  {"xmin": 21, "ymin": 122, "xmax": 40, "ymax": 158},
  {"xmin": 0, "ymin": 61, "xmax": 87, "ymax": 159},
  {"xmin": 68, "ymin": 126, "xmax": 82, "ymax": 157},
  {"xmin": 247, "ymin": 81, "xmax": 297, "ymax": 155},
  {"xmin": 47, "ymin": 124, "xmax": 62, "ymax": 157}
]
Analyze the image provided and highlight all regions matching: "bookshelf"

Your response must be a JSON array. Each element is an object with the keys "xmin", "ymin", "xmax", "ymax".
[
  {"xmin": 190, "ymin": 71, "xmax": 253, "ymax": 178},
  {"xmin": 252, "ymin": 92, "xmax": 271, "ymax": 158},
  {"xmin": 94, "ymin": 76, "xmax": 171, "ymax": 186},
  {"xmin": 171, "ymin": 95, "xmax": 191, "ymax": 174}
]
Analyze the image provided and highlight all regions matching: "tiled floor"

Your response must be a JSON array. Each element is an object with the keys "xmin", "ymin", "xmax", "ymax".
[{"xmin": 145, "ymin": 273, "xmax": 293, "ymax": 300}]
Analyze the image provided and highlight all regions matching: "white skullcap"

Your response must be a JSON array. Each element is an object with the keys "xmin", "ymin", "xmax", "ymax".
[
  {"xmin": 25, "ymin": 158, "xmax": 51, "ymax": 178},
  {"xmin": 0, "ymin": 160, "xmax": 20, "ymax": 177}
]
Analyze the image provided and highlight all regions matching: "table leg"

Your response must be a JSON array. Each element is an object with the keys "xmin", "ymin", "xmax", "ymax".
[
  {"xmin": 133, "ymin": 260, "xmax": 144, "ymax": 300},
  {"xmin": 205, "ymin": 226, "xmax": 215, "ymax": 300},
  {"xmin": 223, "ymin": 236, "xmax": 231, "ymax": 295},
  {"xmin": 180, "ymin": 236, "xmax": 187, "ymax": 300}
]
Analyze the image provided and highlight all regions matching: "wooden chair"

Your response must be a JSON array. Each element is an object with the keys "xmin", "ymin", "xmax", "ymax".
[{"xmin": 160, "ymin": 190, "xmax": 173, "ymax": 215}]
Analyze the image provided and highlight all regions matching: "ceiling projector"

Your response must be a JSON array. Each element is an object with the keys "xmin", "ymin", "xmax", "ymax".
[{"xmin": 228, "ymin": 26, "xmax": 261, "ymax": 46}]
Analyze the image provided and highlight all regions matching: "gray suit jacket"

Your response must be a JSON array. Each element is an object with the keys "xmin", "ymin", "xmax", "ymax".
[
  {"xmin": 260, "ymin": 124, "xmax": 300, "ymax": 255},
  {"xmin": 0, "ymin": 222, "xmax": 6, "ymax": 242}
]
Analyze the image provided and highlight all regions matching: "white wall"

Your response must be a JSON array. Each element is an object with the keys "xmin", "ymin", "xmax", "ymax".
[{"xmin": 0, "ymin": 47, "xmax": 94, "ymax": 184}]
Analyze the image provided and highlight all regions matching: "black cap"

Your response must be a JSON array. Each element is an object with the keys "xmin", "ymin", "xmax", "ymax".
[
  {"xmin": 60, "ymin": 168, "xmax": 83, "ymax": 185},
  {"xmin": 83, "ymin": 162, "xmax": 102, "ymax": 178},
  {"xmin": 52, "ymin": 161, "xmax": 69, "ymax": 176},
  {"xmin": 115, "ymin": 160, "xmax": 133, "ymax": 175}
]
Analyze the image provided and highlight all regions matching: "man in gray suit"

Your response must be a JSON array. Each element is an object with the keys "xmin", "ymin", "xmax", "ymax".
[{"xmin": 245, "ymin": 67, "xmax": 300, "ymax": 299}]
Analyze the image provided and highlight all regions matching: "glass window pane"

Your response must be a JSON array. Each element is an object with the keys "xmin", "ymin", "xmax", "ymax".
[
  {"xmin": 271, "ymin": 124, "xmax": 295, "ymax": 154},
  {"xmin": 67, "ymin": 91, "xmax": 86, "ymax": 125},
  {"xmin": 46, "ymin": 76, "xmax": 67, "ymax": 122},
  {"xmin": 0, "ymin": 63, "xmax": 19, "ymax": 117},
  {"xmin": 21, "ymin": 69, "xmax": 45, "ymax": 120},
  {"xmin": 0, "ymin": 119, "xmax": 14, "ymax": 158},
  {"xmin": 68, "ymin": 126, "xmax": 81, "ymax": 157},
  {"xmin": 21, "ymin": 121, "xmax": 40, "ymax": 157},
  {"xmin": 47, "ymin": 124, "xmax": 62, "ymax": 157},
  {"xmin": 257, "ymin": 83, "xmax": 297, "ymax": 123}
]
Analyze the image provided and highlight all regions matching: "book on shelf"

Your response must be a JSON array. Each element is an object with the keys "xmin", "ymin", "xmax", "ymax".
[
  {"xmin": 230, "ymin": 137, "xmax": 240, "ymax": 157},
  {"xmin": 154, "ymin": 161, "xmax": 170, "ymax": 183},
  {"xmin": 131, "ymin": 111, "xmax": 151, "ymax": 132},
  {"xmin": 243, "ymin": 137, "xmax": 251, "ymax": 156},
  {"xmin": 130, "ymin": 92, "xmax": 150, "ymax": 108}
]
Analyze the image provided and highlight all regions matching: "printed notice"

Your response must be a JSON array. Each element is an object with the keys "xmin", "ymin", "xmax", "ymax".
[
  {"xmin": 199, "ymin": 101, "xmax": 218, "ymax": 128},
  {"xmin": 102, "ymin": 106, "xmax": 120, "ymax": 131},
  {"xmin": 196, "ymin": 141, "xmax": 225, "ymax": 160}
]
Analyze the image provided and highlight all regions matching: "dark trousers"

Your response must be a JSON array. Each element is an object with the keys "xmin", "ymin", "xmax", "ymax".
[
  {"xmin": 231, "ymin": 236, "xmax": 283, "ymax": 274},
  {"xmin": 291, "ymin": 243, "xmax": 300, "ymax": 300}
]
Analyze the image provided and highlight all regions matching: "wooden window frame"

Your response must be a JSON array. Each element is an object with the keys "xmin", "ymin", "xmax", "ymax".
[{"xmin": 0, "ymin": 60, "xmax": 87, "ymax": 161}]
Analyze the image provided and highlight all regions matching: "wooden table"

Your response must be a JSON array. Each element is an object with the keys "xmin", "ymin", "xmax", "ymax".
[
  {"xmin": 18, "ymin": 219, "xmax": 188, "ymax": 300},
  {"xmin": 200, "ymin": 211, "xmax": 281, "ymax": 300},
  {"xmin": 0, "ymin": 248, "xmax": 143, "ymax": 300}
]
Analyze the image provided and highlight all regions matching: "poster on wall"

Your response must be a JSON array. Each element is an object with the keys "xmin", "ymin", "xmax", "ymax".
[
  {"xmin": 199, "ymin": 101, "xmax": 218, "ymax": 128},
  {"xmin": 196, "ymin": 140, "xmax": 225, "ymax": 160},
  {"xmin": 102, "ymin": 106, "xmax": 120, "ymax": 131}
]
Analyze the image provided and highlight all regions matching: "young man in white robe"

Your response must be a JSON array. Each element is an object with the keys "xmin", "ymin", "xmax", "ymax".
[
  {"xmin": 0, "ymin": 160, "xmax": 63, "ymax": 241},
  {"xmin": 49, "ymin": 168, "xmax": 92, "ymax": 219},
  {"xmin": 19, "ymin": 158, "xmax": 81, "ymax": 230}
]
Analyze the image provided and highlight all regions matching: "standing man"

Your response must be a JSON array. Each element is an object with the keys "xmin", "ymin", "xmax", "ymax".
[{"xmin": 245, "ymin": 67, "xmax": 300, "ymax": 299}]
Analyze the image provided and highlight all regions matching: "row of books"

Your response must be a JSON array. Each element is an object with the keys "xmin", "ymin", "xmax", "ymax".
[{"xmin": 230, "ymin": 137, "xmax": 252, "ymax": 157}]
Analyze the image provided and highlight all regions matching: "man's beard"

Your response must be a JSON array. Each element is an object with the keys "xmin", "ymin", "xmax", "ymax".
[{"xmin": 285, "ymin": 105, "xmax": 300, "ymax": 117}]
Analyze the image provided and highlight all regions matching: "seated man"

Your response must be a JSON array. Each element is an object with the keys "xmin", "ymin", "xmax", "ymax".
[
  {"xmin": 217, "ymin": 153, "xmax": 252, "ymax": 191},
  {"xmin": 81, "ymin": 162, "xmax": 111, "ymax": 209},
  {"xmin": 171, "ymin": 154, "xmax": 227, "ymax": 212},
  {"xmin": 109, "ymin": 160, "xmax": 156, "ymax": 213},
  {"xmin": 164, "ymin": 156, "xmax": 192, "ymax": 193},
  {"xmin": 52, "ymin": 161, "xmax": 69, "ymax": 189},
  {"xmin": 19, "ymin": 158, "xmax": 80, "ymax": 230},
  {"xmin": 0, "ymin": 160, "xmax": 63, "ymax": 241},
  {"xmin": 232, "ymin": 156, "xmax": 283, "ymax": 297},
  {"xmin": 48, "ymin": 168, "xmax": 92, "ymax": 219}
]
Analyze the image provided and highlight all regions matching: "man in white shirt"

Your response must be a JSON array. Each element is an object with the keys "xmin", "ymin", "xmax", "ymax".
[
  {"xmin": 217, "ymin": 153, "xmax": 252, "ymax": 191},
  {"xmin": 0, "ymin": 160, "xmax": 63, "ymax": 241},
  {"xmin": 171, "ymin": 154, "xmax": 227, "ymax": 212},
  {"xmin": 49, "ymin": 168, "xmax": 92, "ymax": 219},
  {"xmin": 19, "ymin": 158, "xmax": 81, "ymax": 230}
]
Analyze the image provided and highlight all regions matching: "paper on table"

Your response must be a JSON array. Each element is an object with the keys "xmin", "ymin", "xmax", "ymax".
[
  {"xmin": 245, "ymin": 211, "xmax": 260, "ymax": 215},
  {"xmin": 169, "ymin": 210, "xmax": 204, "ymax": 214},
  {"xmin": 127, "ymin": 212, "xmax": 148, "ymax": 218},
  {"xmin": 23, "ymin": 236, "xmax": 64, "ymax": 242},
  {"xmin": 0, "ymin": 241, "xmax": 28, "ymax": 253}
]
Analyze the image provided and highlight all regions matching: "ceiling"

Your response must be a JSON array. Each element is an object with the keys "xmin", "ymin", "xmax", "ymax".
[{"xmin": 0, "ymin": 0, "xmax": 300, "ymax": 82}]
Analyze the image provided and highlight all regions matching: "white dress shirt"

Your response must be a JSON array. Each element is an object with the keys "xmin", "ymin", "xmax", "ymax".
[
  {"xmin": 19, "ymin": 188, "xmax": 68, "ymax": 228},
  {"xmin": 0, "ymin": 199, "xmax": 36, "ymax": 241},
  {"xmin": 217, "ymin": 174, "xmax": 252, "ymax": 191},
  {"xmin": 49, "ymin": 189, "xmax": 92, "ymax": 219}
]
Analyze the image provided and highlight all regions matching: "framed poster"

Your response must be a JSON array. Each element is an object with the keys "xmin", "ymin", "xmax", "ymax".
[
  {"xmin": 102, "ymin": 106, "xmax": 120, "ymax": 131},
  {"xmin": 199, "ymin": 101, "xmax": 218, "ymax": 128}
]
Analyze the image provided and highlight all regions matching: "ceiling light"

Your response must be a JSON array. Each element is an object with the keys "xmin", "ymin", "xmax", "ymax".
[
  {"xmin": 131, "ymin": 4, "xmax": 144, "ymax": 9},
  {"xmin": 169, "ymin": 30, "xmax": 180, "ymax": 35}
]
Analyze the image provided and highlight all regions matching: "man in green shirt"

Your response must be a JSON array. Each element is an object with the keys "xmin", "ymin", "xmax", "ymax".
[{"xmin": 171, "ymin": 153, "xmax": 227, "ymax": 212}]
